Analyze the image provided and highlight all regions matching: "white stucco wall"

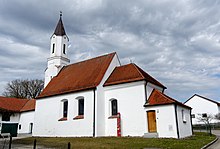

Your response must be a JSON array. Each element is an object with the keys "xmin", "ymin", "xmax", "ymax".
[
  {"xmin": 145, "ymin": 105, "xmax": 179, "ymax": 138},
  {"xmin": 96, "ymin": 54, "xmax": 120, "ymax": 136},
  {"xmin": 0, "ymin": 113, "xmax": 20, "ymax": 123},
  {"xmin": 146, "ymin": 83, "xmax": 163, "ymax": 100},
  {"xmin": 33, "ymin": 90, "xmax": 95, "ymax": 137},
  {"xmin": 185, "ymin": 95, "xmax": 220, "ymax": 124},
  {"xmin": 176, "ymin": 105, "xmax": 192, "ymax": 138},
  {"xmin": 18, "ymin": 111, "xmax": 35, "ymax": 134},
  {"xmin": 104, "ymin": 81, "xmax": 147, "ymax": 136},
  {"xmin": 10, "ymin": 113, "xmax": 20, "ymax": 122}
]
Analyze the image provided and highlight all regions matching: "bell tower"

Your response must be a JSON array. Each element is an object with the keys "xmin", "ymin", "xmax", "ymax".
[{"xmin": 44, "ymin": 12, "xmax": 70, "ymax": 87}]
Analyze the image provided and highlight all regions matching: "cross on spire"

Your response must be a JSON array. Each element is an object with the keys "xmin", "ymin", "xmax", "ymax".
[{"xmin": 60, "ymin": 11, "xmax": 62, "ymax": 18}]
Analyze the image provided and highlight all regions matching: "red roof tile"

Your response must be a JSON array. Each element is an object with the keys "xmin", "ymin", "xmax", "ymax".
[
  {"xmin": 0, "ymin": 96, "xmax": 29, "ymax": 112},
  {"xmin": 145, "ymin": 90, "xmax": 191, "ymax": 109},
  {"xmin": 20, "ymin": 99, "xmax": 36, "ymax": 112},
  {"xmin": 104, "ymin": 63, "xmax": 166, "ymax": 89},
  {"xmin": 38, "ymin": 52, "xmax": 116, "ymax": 98}
]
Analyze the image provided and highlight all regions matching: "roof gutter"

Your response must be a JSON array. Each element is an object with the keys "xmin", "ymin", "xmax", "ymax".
[{"xmin": 190, "ymin": 109, "xmax": 193, "ymax": 135}]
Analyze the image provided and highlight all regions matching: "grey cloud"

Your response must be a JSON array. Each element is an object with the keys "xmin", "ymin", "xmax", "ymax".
[{"xmin": 0, "ymin": 0, "xmax": 220, "ymax": 102}]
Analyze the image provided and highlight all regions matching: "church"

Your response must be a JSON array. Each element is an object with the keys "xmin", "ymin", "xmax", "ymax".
[{"xmin": 33, "ymin": 14, "xmax": 193, "ymax": 138}]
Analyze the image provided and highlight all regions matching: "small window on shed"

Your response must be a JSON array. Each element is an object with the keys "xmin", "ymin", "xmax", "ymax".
[
  {"xmin": 182, "ymin": 110, "xmax": 186, "ymax": 123},
  {"xmin": 19, "ymin": 124, "xmax": 21, "ymax": 130},
  {"xmin": 202, "ymin": 113, "xmax": 207, "ymax": 118},
  {"xmin": 2, "ymin": 113, "xmax": 10, "ymax": 121},
  {"xmin": 191, "ymin": 114, "xmax": 195, "ymax": 118}
]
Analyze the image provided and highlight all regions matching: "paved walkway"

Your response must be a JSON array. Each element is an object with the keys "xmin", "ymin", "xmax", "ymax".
[
  {"xmin": 206, "ymin": 130, "xmax": 220, "ymax": 149},
  {"xmin": 0, "ymin": 134, "xmax": 54, "ymax": 149}
]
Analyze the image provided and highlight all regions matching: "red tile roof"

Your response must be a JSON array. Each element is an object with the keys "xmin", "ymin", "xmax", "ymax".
[
  {"xmin": 0, "ymin": 96, "xmax": 35, "ymax": 112},
  {"xmin": 104, "ymin": 63, "xmax": 166, "ymax": 89},
  {"xmin": 20, "ymin": 99, "xmax": 36, "ymax": 112},
  {"xmin": 38, "ymin": 52, "xmax": 116, "ymax": 98},
  {"xmin": 145, "ymin": 90, "xmax": 191, "ymax": 109}
]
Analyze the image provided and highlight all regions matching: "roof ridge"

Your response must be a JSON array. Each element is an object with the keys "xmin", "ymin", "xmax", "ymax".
[
  {"xmin": 133, "ymin": 64, "xmax": 166, "ymax": 89},
  {"xmin": 147, "ymin": 89, "xmax": 191, "ymax": 109},
  {"xmin": 132, "ymin": 63, "xmax": 145, "ymax": 79},
  {"xmin": 154, "ymin": 89, "xmax": 174, "ymax": 103},
  {"xmin": 186, "ymin": 94, "xmax": 220, "ymax": 105},
  {"xmin": 66, "ymin": 52, "xmax": 116, "ymax": 68},
  {"xmin": 19, "ymin": 100, "xmax": 30, "ymax": 112}
]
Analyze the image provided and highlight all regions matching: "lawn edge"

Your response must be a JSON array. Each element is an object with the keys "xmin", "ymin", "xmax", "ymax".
[{"xmin": 201, "ymin": 135, "xmax": 218, "ymax": 149}]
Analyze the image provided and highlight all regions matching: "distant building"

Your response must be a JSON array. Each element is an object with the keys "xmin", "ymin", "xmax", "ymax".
[
  {"xmin": 184, "ymin": 94, "xmax": 220, "ymax": 124},
  {"xmin": 33, "ymin": 14, "xmax": 192, "ymax": 138},
  {"xmin": 0, "ymin": 96, "xmax": 35, "ymax": 137}
]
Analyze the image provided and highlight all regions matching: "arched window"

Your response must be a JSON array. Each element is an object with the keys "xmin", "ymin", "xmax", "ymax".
[
  {"xmin": 73, "ymin": 97, "xmax": 85, "ymax": 120},
  {"xmin": 111, "ymin": 99, "xmax": 118, "ymax": 116},
  {"xmin": 78, "ymin": 98, "xmax": 84, "ymax": 115},
  {"xmin": 63, "ymin": 100, "xmax": 68, "ymax": 118}
]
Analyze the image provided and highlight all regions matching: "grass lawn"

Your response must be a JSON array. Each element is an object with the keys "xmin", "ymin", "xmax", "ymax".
[{"xmin": 12, "ymin": 132, "xmax": 216, "ymax": 149}]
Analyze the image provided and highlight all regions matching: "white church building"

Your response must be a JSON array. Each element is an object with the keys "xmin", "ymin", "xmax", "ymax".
[{"xmin": 33, "ymin": 14, "xmax": 193, "ymax": 138}]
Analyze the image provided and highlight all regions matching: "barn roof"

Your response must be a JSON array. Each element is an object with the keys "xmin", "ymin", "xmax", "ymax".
[
  {"xmin": 0, "ymin": 96, "xmax": 35, "ymax": 112},
  {"xmin": 38, "ymin": 52, "xmax": 116, "ymax": 98},
  {"xmin": 144, "ymin": 89, "xmax": 191, "ymax": 109},
  {"xmin": 104, "ymin": 63, "xmax": 166, "ymax": 89},
  {"xmin": 184, "ymin": 94, "xmax": 220, "ymax": 106}
]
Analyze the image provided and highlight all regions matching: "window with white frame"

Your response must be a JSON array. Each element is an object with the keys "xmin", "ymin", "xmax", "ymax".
[
  {"xmin": 110, "ymin": 99, "xmax": 118, "ymax": 116},
  {"xmin": 182, "ymin": 109, "xmax": 186, "ymax": 123},
  {"xmin": 74, "ymin": 96, "xmax": 85, "ymax": 120},
  {"xmin": 59, "ymin": 99, "xmax": 68, "ymax": 121},
  {"xmin": 78, "ymin": 98, "xmax": 84, "ymax": 115},
  {"xmin": 2, "ymin": 113, "xmax": 10, "ymax": 121},
  {"xmin": 63, "ymin": 100, "xmax": 68, "ymax": 118},
  {"xmin": 202, "ymin": 113, "xmax": 207, "ymax": 118}
]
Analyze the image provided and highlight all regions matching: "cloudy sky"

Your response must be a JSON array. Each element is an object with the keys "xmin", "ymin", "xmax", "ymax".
[{"xmin": 0, "ymin": 0, "xmax": 220, "ymax": 102}]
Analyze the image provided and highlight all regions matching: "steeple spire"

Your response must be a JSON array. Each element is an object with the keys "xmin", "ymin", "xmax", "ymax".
[
  {"xmin": 44, "ymin": 13, "xmax": 70, "ymax": 87},
  {"xmin": 54, "ymin": 11, "xmax": 66, "ymax": 36}
]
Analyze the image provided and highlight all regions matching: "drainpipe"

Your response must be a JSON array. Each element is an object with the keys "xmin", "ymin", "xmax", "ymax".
[
  {"xmin": 93, "ymin": 89, "xmax": 96, "ymax": 137},
  {"xmin": 144, "ymin": 81, "xmax": 147, "ymax": 102},
  {"xmin": 174, "ymin": 104, "xmax": 180, "ymax": 138},
  {"xmin": 190, "ymin": 109, "xmax": 193, "ymax": 135}
]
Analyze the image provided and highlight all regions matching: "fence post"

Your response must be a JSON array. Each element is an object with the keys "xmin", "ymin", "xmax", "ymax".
[
  {"xmin": 68, "ymin": 142, "xmax": 71, "ymax": 149},
  {"xmin": 33, "ymin": 139, "xmax": 36, "ymax": 149},
  {"xmin": 9, "ymin": 135, "xmax": 12, "ymax": 149}
]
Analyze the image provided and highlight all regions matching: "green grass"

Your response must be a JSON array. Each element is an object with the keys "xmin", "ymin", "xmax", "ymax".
[{"xmin": 12, "ymin": 132, "xmax": 216, "ymax": 149}]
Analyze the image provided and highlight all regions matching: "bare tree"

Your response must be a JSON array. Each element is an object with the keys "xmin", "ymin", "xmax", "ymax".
[
  {"xmin": 197, "ymin": 113, "xmax": 213, "ymax": 135},
  {"xmin": 215, "ymin": 113, "xmax": 220, "ymax": 120},
  {"xmin": 3, "ymin": 79, "xmax": 44, "ymax": 99}
]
